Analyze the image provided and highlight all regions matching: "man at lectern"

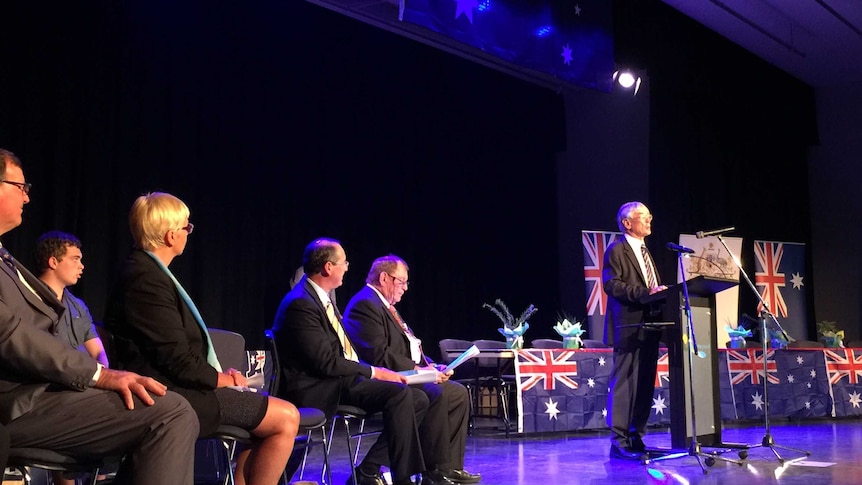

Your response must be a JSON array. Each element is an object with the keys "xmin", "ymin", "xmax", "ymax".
[{"xmin": 603, "ymin": 201, "xmax": 667, "ymax": 460}]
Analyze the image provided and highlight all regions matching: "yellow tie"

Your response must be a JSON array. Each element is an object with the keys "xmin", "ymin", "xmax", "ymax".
[{"xmin": 326, "ymin": 302, "xmax": 358, "ymax": 362}]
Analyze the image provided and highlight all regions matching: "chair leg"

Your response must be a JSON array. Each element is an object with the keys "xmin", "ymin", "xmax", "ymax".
[
  {"xmin": 352, "ymin": 418, "xmax": 366, "ymax": 468},
  {"xmin": 321, "ymin": 422, "xmax": 336, "ymax": 484},
  {"xmin": 343, "ymin": 419, "xmax": 358, "ymax": 485},
  {"xmin": 499, "ymin": 385, "xmax": 511, "ymax": 438},
  {"xmin": 320, "ymin": 426, "xmax": 333, "ymax": 485},
  {"xmin": 298, "ymin": 429, "xmax": 312, "ymax": 480},
  {"xmin": 88, "ymin": 468, "xmax": 102, "ymax": 485},
  {"xmin": 218, "ymin": 439, "xmax": 236, "ymax": 485}
]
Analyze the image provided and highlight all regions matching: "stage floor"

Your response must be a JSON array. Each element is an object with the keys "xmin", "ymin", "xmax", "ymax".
[{"xmin": 296, "ymin": 417, "xmax": 862, "ymax": 485}]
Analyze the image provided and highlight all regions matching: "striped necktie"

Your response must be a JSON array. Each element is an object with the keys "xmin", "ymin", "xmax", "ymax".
[
  {"xmin": 326, "ymin": 302, "xmax": 358, "ymax": 362},
  {"xmin": 641, "ymin": 244, "xmax": 658, "ymax": 288}
]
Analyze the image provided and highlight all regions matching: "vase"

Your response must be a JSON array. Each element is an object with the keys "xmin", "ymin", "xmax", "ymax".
[
  {"xmin": 506, "ymin": 336, "xmax": 524, "ymax": 350},
  {"xmin": 822, "ymin": 336, "xmax": 842, "ymax": 348},
  {"xmin": 563, "ymin": 336, "xmax": 581, "ymax": 349},
  {"xmin": 728, "ymin": 337, "xmax": 746, "ymax": 349}
]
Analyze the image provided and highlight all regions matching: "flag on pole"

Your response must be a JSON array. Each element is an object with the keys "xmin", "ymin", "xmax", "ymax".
[
  {"xmin": 753, "ymin": 240, "xmax": 807, "ymax": 341},
  {"xmin": 582, "ymin": 230, "xmax": 620, "ymax": 341}
]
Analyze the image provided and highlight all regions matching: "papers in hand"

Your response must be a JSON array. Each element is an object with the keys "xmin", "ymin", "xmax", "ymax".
[
  {"xmin": 398, "ymin": 368, "xmax": 439, "ymax": 384},
  {"xmin": 398, "ymin": 345, "xmax": 480, "ymax": 384},
  {"xmin": 226, "ymin": 385, "xmax": 258, "ymax": 393},
  {"xmin": 443, "ymin": 345, "xmax": 479, "ymax": 373}
]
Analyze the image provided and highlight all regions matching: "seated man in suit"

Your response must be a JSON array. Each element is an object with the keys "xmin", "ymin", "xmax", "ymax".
[
  {"xmin": 343, "ymin": 255, "xmax": 480, "ymax": 484},
  {"xmin": 0, "ymin": 148, "xmax": 199, "ymax": 484},
  {"xmin": 272, "ymin": 238, "xmax": 454, "ymax": 485}
]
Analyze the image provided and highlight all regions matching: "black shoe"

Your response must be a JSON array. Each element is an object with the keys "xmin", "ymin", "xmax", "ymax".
[
  {"xmin": 345, "ymin": 467, "xmax": 386, "ymax": 485},
  {"xmin": 440, "ymin": 469, "xmax": 481, "ymax": 484},
  {"xmin": 630, "ymin": 435, "xmax": 646, "ymax": 453},
  {"xmin": 421, "ymin": 470, "xmax": 456, "ymax": 485},
  {"xmin": 609, "ymin": 443, "xmax": 644, "ymax": 461}
]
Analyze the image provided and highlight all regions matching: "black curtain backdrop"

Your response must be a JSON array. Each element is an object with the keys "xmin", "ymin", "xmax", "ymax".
[
  {"xmin": 0, "ymin": 0, "xmax": 816, "ymax": 353},
  {"xmin": 0, "ymin": 0, "xmax": 564, "ymax": 352}
]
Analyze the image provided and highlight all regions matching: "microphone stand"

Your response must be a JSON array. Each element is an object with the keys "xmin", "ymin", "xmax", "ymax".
[
  {"xmin": 712, "ymin": 234, "xmax": 810, "ymax": 464},
  {"xmin": 644, "ymin": 250, "xmax": 743, "ymax": 472}
]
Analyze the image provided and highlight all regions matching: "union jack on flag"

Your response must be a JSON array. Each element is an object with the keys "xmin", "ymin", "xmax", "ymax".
[
  {"xmin": 824, "ymin": 349, "xmax": 862, "ymax": 385},
  {"xmin": 247, "ymin": 350, "xmax": 267, "ymax": 375},
  {"xmin": 754, "ymin": 241, "xmax": 787, "ymax": 318},
  {"xmin": 582, "ymin": 230, "xmax": 620, "ymax": 317},
  {"xmin": 516, "ymin": 349, "xmax": 579, "ymax": 392},
  {"xmin": 726, "ymin": 348, "xmax": 779, "ymax": 385},
  {"xmin": 654, "ymin": 352, "xmax": 669, "ymax": 387}
]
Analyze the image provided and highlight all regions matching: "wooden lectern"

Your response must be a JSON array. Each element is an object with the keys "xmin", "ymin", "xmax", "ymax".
[{"xmin": 643, "ymin": 275, "xmax": 738, "ymax": 449}]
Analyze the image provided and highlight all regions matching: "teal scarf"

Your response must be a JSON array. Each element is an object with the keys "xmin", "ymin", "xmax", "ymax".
[{"xmin": 144, "ymin": 251, "xmax": 223, "ymax": 372}]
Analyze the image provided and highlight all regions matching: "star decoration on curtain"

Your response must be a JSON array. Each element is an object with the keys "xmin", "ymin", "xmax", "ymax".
[
  {"xmin": 561, "ymin": 44, "xmax": 573, "ymax": 65},
  {"xmin": 453, "ymin": 0, "xmax": 479, "ymax": 24},
  {"xmin": 575, "ymin": 4, "xmax": 582, "ymax": 15}
]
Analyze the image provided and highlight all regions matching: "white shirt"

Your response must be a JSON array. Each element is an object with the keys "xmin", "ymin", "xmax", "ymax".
[
  {"xmin": 368, "ymin": 285, "xmax": 423, "ymax": 365},
  {"xmin": 624, "ymin": 233, "xmax": 654, "ymax": 287}
]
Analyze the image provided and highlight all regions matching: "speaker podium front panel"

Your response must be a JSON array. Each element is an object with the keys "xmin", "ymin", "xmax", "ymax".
[{"xmin": 649, "ymin": 276, "xmax": 738, "ymax": 449}]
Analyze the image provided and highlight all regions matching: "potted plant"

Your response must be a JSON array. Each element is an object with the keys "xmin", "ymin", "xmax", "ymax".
[
  {"xmin": 483, "ymin": 299, "xmax": 537, "ymax": 350},
  {"xmin": 817, "ymin": 320, "xmax": 844, "ymax": 348}
]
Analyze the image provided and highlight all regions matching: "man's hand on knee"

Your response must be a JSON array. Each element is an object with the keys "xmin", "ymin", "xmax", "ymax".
[{"xmin": 95, "ymin": 369, "xmax": 168, "ymax": 410}]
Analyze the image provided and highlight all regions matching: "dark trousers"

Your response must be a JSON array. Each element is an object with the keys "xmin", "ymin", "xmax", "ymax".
[
  {"xmin": 607, "ymin": 327, "xmax": 662, "ymax": 447},
  {"xmin": 342, "ymin": 377, "xmax": 428, "ymax": 482},
  {"xmin": 6, "ymin": 388, "xmax": 199, "ymax": 485},
  {"xmin": 416, "ymin": 380, "xmax": 470, "ymax": 470}
]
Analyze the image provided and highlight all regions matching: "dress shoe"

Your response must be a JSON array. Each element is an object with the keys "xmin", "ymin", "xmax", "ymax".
[
  {"xmin": 345, "ymin": 467, "xmax": 386, "ymax": 485},
  {"xmin": 609, "ymin": 443, "xmax": 644, "ymax": 461},
  {"xmin": 440, "ymin": 468, "xmax": 481, "ymax": 484},
  {"xmin": 630, "ymin": 435, "xmax": 646, "ymax": 453},
  {"xmin": 420, "ymin": 470, "xmax": 456, "ymax": 485}
]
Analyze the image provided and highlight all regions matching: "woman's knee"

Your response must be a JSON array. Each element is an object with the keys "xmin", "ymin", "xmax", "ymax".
[{"xmin": 267, "ymin": 397, "xmax": 300, "ymax": 432}]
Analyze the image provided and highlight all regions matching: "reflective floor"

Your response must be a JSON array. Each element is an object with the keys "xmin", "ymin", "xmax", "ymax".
[{"xmin": 297, "ymin": 417, "xmax": 862, "ymax": 485}]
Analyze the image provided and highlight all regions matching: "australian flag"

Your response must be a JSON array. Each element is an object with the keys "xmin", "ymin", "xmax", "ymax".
[
  {"xmin": 647, "ymin": 350, "xmax": 671, "ymax": 427},
  {"xmin": 724, "ymin": 348, "xmax": 830, "ymax": 419},
  {"xmin": 515, "ymin": 349, "xmax": 612, "ymax": 433},
  {"xmin": 824, "ymin": 348, "xmax": 862, "ymax": 417},
  {"xmin": 582, "ymin": 230, "xmax": 620, "ymax": 341},
  {"xmin": 753, "ymin": 240, "xmax": 807, "ymax": 342},
  {"xmin": 401, "ymin": 0, "xmax": 614, "ymax": 91}
]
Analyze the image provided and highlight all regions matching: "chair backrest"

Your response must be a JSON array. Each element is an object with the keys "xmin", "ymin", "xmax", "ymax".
[
  {"xmin": 264, "ymin": 329, "xmax": 281, "ymax": 396},
  {"xmin": 582, "ymin": 339, "xmax": 611, "ymax": 349},
  {"xmin": 208, "ymin": 328, "xmax": 247, "ymax": 373},
  {"xmin": 531, "ymin": 338, "xmax": 563, "ymax": 349},
  {"xmin": 786, "ymin": 339, "xmax": 825, "ymax": 349},
  {"xmin": 472, "ymin": 339, "xmax": 507, "ymax": 369},
  {"xmin": 438, "ymin": 339, "xmax": 474, "ymax": 364}
]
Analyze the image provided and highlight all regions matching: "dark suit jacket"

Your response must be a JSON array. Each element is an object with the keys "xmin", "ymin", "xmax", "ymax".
[
  {"xmin": 343, "ymin": 285, "xmax": 422, "ymax": 372},
  {"xmin": 0, "ymin": 249, "xmax": 98, "ymax": 423},
  {"xmin": 602, "ymin": 237, "xmax": 662, "ymax": 346},
  {"xmin": 271, "ymin": 276, "xmax": 373, "ymax": 417},
  {"xmin": 104, "ymin": 249, "xmax": 220, "ymax": 435}
]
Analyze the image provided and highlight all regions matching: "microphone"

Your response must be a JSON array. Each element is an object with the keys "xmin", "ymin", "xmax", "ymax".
[
  {"xmin": 695, "ymin": 226, "xmax": 735, "ymax": 239},
  {"xmin": 666, "ymin": 242, "xmax": 695, "ymax": 254}
]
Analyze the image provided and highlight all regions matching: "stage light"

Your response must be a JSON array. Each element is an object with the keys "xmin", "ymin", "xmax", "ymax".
[{"xmin": 612, "ymin": 68, "xmax": 643, "ymax": 96}]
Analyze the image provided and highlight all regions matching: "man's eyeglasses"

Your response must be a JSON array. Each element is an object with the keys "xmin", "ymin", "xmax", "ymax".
[
  {"xmin": 328, "ymin": 260, "xmax": 349, "ymax": 267},
  {"xmin": 386, "ymin": 273, "xmax": 409, "ymax": 288},
  {"xmin": 2, "ymin": 180, "xmax": 32, "ymax": 195},
  {"xmin": 179, "ymin": 223, "xmax": 194, "ymax": 234}
]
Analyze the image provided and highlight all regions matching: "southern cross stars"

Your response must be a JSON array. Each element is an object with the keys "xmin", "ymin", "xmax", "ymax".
[
  {"xmin": 561, "ymin": 44, "xmax": 573, "ymax": 65},
  {"xmin": 453, "ymin": 0, "xmax": 479, "ymax": 24}
]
